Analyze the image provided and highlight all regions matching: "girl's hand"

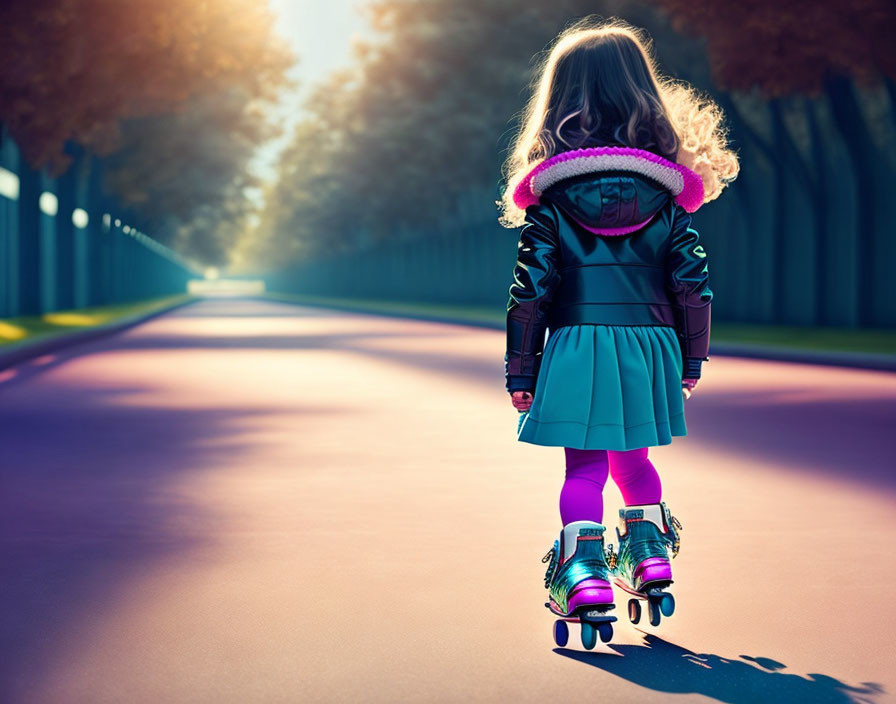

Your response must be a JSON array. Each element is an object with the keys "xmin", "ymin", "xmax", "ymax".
[
  {"xmin": 682, "ymin": 378, "xmax": 698, "ymax": 400},
  {"xmin": 512, "ymin": 391, "xmax": 534, "ymax": 412}
]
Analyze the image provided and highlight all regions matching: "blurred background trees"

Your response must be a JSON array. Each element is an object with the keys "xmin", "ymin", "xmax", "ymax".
[
  {"xmin": 0, "ymin": 0, "xmax": 293, "ymax": 264},
  {"xmin": 252, "ymin": 0, "xmax": 896, "ymax": 328},
  {"xmin": 3, "ymin": 0, "xmax": 894, "ymax": 327},
  {"xmin": 656, "ymin": 0, "xmax": 896, "ymax": 325}
]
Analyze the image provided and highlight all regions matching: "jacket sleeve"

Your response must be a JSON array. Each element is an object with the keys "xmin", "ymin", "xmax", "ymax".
[
  {"xmin": 664, "ymin": 205, "xmax": 712, "ymax": 379},
  {"xmin": 505, "ymin": 203, "xmax": 561, "ymax": 393}
]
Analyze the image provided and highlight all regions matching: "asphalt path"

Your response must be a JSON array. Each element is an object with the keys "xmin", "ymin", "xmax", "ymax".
[{"xmin": 1, "ymin": 299, "xmax": 894, "ymax": 703}]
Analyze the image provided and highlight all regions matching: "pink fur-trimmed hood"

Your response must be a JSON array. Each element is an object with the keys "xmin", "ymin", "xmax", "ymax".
[
  {"xmin": 512, "ymin": 147, "xmax": 706, "ymax": 230},
  {"xmin": 513, "ymin": 146, "xmax": 705, "ymax": 211}
]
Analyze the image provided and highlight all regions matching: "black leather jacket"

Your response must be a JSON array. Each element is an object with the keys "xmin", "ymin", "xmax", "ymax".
[{"xmin": 505, "ymin": 172, "xmax": 712, "ymax": 393}]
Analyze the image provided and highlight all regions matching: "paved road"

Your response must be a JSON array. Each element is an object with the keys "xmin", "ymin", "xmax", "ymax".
[{"xmin": 1, "ymin": 299, "xmax": 894, "ymax": 704}]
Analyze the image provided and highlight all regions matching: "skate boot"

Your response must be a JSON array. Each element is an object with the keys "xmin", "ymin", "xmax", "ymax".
[
  {"xmin": 609, "ymin": 501, "xmax": 682, "ymax": 627},
  {"xmin": 542, "ymin": 520, "xmax": 617, "ymax": 649}
]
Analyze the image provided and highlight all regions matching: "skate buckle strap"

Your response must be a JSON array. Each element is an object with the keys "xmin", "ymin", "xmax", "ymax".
[
  {"xmin": 579, "ymin": 527, "xmax": 605, "ymax": 537},
  {"xmin": 542, "ymin": 540, "xmax": 560, "ymax": 588},
  {"xmin": 604, "ymin": 543, "xmax": 618, "ymax": 571},
  {"xmin": 664, "ymin": 505, "xmax": 683, "ymax": 558}
]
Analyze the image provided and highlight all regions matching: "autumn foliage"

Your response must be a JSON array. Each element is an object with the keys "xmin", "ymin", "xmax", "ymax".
[
  {"xmin": 0, "ymin": 0, "xmax": 293, "ymax": 173},
  {"xmin": 654, "ymin": 0, "xmax": 896, "ymax": 95}
]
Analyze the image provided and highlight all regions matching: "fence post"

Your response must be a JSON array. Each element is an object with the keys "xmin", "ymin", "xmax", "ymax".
[
  {"xmin": 38, "ymin": 171, "xmax": 58, "ymax": 313},
  {"xmin": 0, "ymin": 125, "xmax": 21, "ymax": 317},
  {"xmin": 54, "ymin": 149, "xmax": 79, "ymax": 311},
  {"xmin": 16, "ymin": 164, "xmax": 42, "ymax": 315},
  {"xmin": 72, "ymin": 154, "xmax": 91, "ymax": 309}
]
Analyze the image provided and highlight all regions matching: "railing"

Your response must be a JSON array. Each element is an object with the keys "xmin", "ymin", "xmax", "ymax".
[{"xmin": 0, "ymin": 127, "xmax": 198, "ymax": 317}]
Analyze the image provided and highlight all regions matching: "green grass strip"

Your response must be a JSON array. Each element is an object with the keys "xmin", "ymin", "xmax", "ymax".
[{"xmin": 0, "ymin": 294, "xmax": 195, "ymax": 348}]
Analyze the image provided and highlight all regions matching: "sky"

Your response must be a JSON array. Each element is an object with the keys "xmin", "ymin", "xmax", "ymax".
[{"xmin": 252, "ymin": 0, "xmax": 372, "ymax": 184}]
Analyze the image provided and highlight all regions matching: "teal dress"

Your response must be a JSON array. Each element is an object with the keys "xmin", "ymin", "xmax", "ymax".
[{"xmin": 516, "ymin": 324, "xmax": 687, "ymax": 451}]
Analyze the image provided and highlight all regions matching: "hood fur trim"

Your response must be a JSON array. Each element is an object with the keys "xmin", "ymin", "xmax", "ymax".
[{"xmin": 513, "ymin": 146, "xmax": 705, "ymax": 213}]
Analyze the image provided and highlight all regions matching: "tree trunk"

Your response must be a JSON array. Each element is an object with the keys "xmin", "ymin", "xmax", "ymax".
[
  {"xmin": 767, "ymin": 99, "xmax": 790, "ymax": 324},
  {"xmin": 824, "ymin": 74, "xmax": 878, "ymax": 327},
  {"xmin": 805, "ymin": 98, "xmax": 830, "ymax": 326},
  {"xmin": 17, "ymin": 166, "xmax": 42, "ymax": 315},
  {"xmin": 715, "ymin": 93, "xmax": 773, "ymax": 322},
  {"xmin": 770, "ymin": 97, "xmax": 831, "ymax": 326},
  {"xmin": 54, "ymin": 146, "xmax": 81, "ymax": 310},
  {"xmin": 884, "ymin": 76, "xmax": 896, "ymax": 133}
]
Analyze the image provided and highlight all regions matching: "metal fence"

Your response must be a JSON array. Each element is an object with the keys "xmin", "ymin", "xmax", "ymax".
[{"xmin": 0, "ymin": 127, "xmax": 197, "ymax": 318}]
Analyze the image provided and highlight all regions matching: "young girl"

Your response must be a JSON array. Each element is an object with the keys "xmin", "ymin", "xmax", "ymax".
[{"xmin": 499, "ymin": 19, "xmax": 738, "ymax": 648}]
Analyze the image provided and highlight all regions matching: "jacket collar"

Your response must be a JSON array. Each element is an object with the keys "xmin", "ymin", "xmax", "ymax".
[{"xmin": 513, "ymin": 146, "xmax": 704, "ymax": 213}]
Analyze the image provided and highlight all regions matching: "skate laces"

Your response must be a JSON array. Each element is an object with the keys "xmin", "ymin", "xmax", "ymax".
[{"xmin": 542, "ymin": 540, "xmax": 559, "ymax": 588}]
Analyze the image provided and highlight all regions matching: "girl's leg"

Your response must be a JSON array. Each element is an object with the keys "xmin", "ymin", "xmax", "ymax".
[
  {"xmin": 607, "ymin": 447, "xmax": 662, "ymax": 506},
  {"xmin": 560, "ymin": 448, "xmax": 610, "ymax": 524}
]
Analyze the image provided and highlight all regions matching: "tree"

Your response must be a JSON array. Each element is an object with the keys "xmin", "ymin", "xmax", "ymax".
[
  {"xmin": 249, "ymin": 0, "xmax": 896, "ymax": 327},
  {"xmin": 248, "ymin": 0, "xmax": 708, "ymax": 265},
  {"xmin": 103, "ymin": 87, "xmax": 281, "ymax": 264},
  {"xmin": 655, "ymin": 0, "xmax": 896, "ymax": 325},
  {"xmin": 0, "ymin": 0, "xmax": 293, "ymax": 173},
  {"xmin": 653, "ymin": 0, "xmax": 895, "ymax": 97},
  {"xmin": 0, "ymin": 0, "xmax": 294, "ymax": 267}
]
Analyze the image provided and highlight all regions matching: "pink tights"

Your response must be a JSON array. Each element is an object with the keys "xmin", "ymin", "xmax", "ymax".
[{"xmin": 560, "ymin": 447, "xmax": 662, "ymax": 525}]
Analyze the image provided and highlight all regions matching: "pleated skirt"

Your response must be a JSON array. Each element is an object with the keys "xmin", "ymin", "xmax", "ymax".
[{"xmin": 516, "ymin": 324, "xmax": 687, "ymax": 451}]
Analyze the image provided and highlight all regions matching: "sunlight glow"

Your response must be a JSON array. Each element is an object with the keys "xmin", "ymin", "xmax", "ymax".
[
  {"xmin": 42, "ymin": 312, "xmax": 102, "ymax": 326},
  {"xmin": 187, "ymin": 279, "xmax": 266, "ymax": 296},
  {"xmin": 0, "ymin": 321, "xmax": 28, "ymax": 341}
]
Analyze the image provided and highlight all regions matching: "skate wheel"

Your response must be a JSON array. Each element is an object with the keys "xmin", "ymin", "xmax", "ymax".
[
  {"xmin": 628, "ymin": 598, "xmax": 641, "ymax": 624},
  {"xmin": 580, "ymin": 621, "xmax": 597, "ymax": 650},
  {"xmin": 553, "ymin": 620, "xmax": 569, "ymax": 647},
  {"xmin": 598, "ymin": 622, "xmax": 613, "ymax": 644},
  {"xmin": 660, "ymin": 593, "xmax": 675, "ymax": 617},
  {"xmin": 648, "ymin": 599, "xmax": 662, "ymax": 626}
]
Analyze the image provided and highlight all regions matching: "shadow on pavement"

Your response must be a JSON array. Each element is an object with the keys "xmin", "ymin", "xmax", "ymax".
[
  {"xmin": 686, "ymin": 392, "xmax": 896, "ymax": 490},
  {"xmin": 0, "ymin": 382, "xmax": 347, "ymax": 701},
  {"xmin": 9, "ymin": 311, "xmax": 891, "ymax": 493},
  {"xmin": 557, "ymin": 633, "xmax": 885, "ymax": 704},
  {"xmin": 331, "ymin": 340, "xmax": 896, "ymax": 492}
]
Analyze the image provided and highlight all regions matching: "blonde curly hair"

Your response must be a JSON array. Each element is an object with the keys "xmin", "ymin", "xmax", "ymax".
[{"xmin": 498, "ymin": 17, "xmax": 739, "ymax": 228}]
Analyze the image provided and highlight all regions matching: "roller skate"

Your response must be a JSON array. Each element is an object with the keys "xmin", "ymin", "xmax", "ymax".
[
  {"xmin": 609, "ymin": 502, "xmax": 682, "ymax": 627},
  {"xmin": 542, "ymin": 520, "xmax": 617, "ymax": 649}
]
